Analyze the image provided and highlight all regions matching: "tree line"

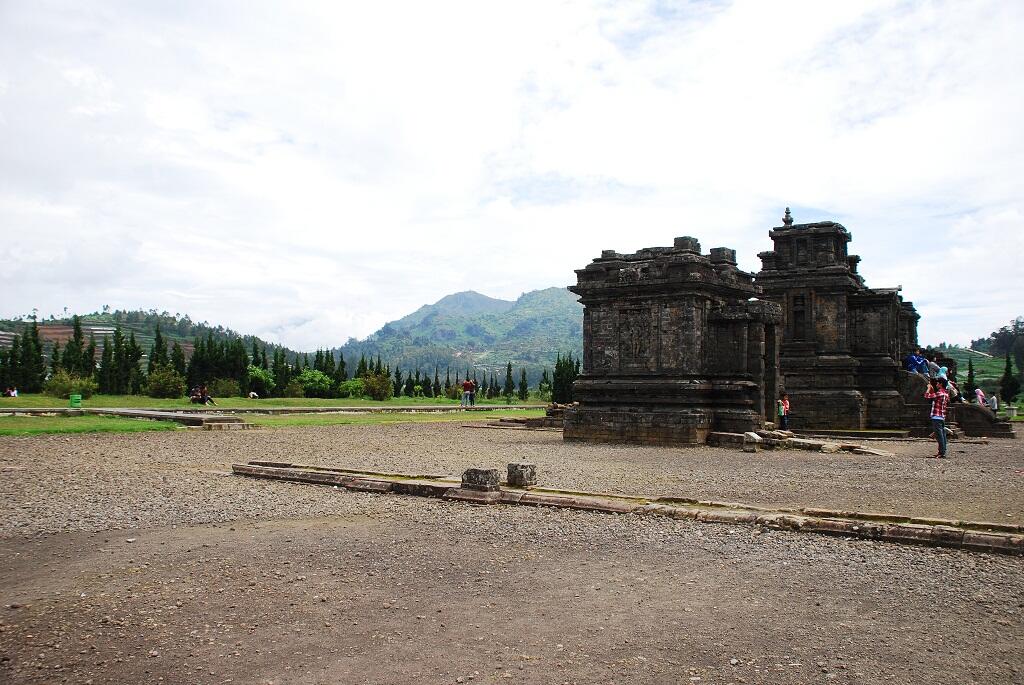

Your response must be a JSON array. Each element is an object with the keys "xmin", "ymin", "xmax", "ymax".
[{"xmin": 0, "ymin": 315, "xmax": 583, "ymax": 402}]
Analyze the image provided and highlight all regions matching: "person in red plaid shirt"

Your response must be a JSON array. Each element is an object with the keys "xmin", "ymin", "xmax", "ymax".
[{"xmin": 924, "ymin": 377, "xmax": 950, "ymax": 458}]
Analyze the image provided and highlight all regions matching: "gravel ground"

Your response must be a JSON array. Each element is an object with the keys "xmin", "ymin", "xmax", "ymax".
[
  {"xmin": 1, "ymin": 423, "xmax": 1022, "ymax": 684},
  {"xmin": 1, "ymin": 423, "xmax": 1019, "ymax": 536}
]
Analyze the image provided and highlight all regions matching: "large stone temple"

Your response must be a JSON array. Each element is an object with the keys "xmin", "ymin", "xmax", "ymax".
[
  {"xmin": 754, "ymin": 209, "xmax": 922, "ymax": 430},
  {"xmin": 563, "ymin": 237, "xmax": 782, "ymax": 445},
  {"xmin": 564, "ymin": 211, "xmax": 1013, "ymax": 445}
]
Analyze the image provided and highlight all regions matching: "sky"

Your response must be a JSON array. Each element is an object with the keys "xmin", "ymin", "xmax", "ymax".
[{"xmin": 1, "ymin": 0, "xmax": 1022, "ymax": 350}]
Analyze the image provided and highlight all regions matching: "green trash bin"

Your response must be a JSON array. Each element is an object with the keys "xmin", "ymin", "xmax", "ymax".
[{"xmin": 69, "ymin": 394, "xmax": 82, "ymax": 408}]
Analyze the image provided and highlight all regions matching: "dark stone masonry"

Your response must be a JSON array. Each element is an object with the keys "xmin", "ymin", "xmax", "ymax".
[
  {"xmin": 564, "ymin": 209, "xmax": 1013, "ymax": 445},
  {"xmin": 564, "ymin": 236, "xmax": 783, "ymax": 445},
  {"xmin": 755, "ymin": 209, "xmax": 924, "ymax": 430}
]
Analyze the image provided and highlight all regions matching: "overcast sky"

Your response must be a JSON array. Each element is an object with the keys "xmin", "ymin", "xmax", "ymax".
[{"xmin": 1, "ymin": 1, "xmax": 1021, "ymax": 350}]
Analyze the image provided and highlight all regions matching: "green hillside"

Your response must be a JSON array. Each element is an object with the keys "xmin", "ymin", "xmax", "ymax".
[
  {"xmin": 0, "ymin": 310, "xmax": 297, "ymax": 363},
  {"xmin": 940, "ymin": 346, "xmax": 1005, "ymax": 382},
  {"xmin": 335, "ymin": 287, "xmax": 583, "ymax": 381},
  {"xmin": 0, "ymin": 287, "xmax": 585, "ymax": 383}
]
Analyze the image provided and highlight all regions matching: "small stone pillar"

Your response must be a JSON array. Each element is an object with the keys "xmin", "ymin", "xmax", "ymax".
[
  {"xmin": 461, "ymin": 468, "xmax": 501, "ymax": 492},
  {"xmin": 507, "ymin": 463, "xmax": 537, "ymax": 487}
]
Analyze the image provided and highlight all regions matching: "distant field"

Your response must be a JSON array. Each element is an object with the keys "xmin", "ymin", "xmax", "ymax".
[
  {"xmin": 940, "ymin": 347, "xmax": 1005, "ymax": 380},
  {"xmin": 0, "ymin": 394, "xmax": 544, "ymax": 410},
  {"xmin": 0, "ymin": 415, "xmax": 180, "ymax": 436}
]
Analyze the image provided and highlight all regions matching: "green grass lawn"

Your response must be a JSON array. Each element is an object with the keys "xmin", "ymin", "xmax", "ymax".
[
  {"xmin": 0, "ymin": 415, "xmax": 180, "ymax": 436},
  {"xmin": 0, "ymin": 394, "xmax": 545, "ymax": 410},
  {"xmin": 247, "ymin": 408, "xmax": 545, "ymax": 428}
]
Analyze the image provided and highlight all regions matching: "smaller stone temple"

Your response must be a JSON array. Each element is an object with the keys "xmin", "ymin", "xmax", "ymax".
[
  {"xmin": 755, "ymin": 209, "xmax": 921, "ymax": 429},
  {"xmin": 564, "ymin": 237, "xmax": 783, "ymax": 445}
]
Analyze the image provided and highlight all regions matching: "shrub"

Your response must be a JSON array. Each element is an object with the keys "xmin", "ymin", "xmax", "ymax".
[
  {"xmin": 282, "ymin": 380, "xmax": 305, "ymax": 398},
  {"xmin": 44, "ymin": 370, "xmax": 97, "ymax": 399},
  {"xmin": 146, "ymin": 366, "xmax": 186, "ymax": 398},
  {"xmin": 337, "ymin": 378, "xmax": 365, "ymax": 398},
  {"xmin": 363, "ymin": 372, "xmax": 394, "ymax": 401},
  {"xmin": 247, "ymin": 365, "xmax": 276, "ymax": 397},
  {"xmin": 208, "ymin": 377, "xmax": 241, "ymax": 398},
  {"xmin": 296, "ymin": 369, "xmax": 332, "ymax": 398}
]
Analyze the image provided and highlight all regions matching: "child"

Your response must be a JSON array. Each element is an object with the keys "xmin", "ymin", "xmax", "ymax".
[{"xmin": 777, "ymin": 392, "xmax": 790, "ymax": 430}]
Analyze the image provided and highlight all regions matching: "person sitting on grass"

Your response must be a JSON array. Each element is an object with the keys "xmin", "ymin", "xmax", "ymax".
[{"xmin": 200, "ymin": 385, "xmax": 217, "ymax": 406}]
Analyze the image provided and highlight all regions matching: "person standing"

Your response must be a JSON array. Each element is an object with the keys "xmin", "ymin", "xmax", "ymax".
[
  {"xmin": 925, "ymin": 377, "xmax": 950, "ymax": 459},
  {"xmin": 777, "ymin": 391, "xmax": 790, "ymax": 430},
  {"xmin": 461, "ymin": 378, "xmax": 473, "ymax": 407}
]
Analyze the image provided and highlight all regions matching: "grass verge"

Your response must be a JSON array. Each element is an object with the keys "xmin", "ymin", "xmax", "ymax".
[
  {"xmin": 0, "ymin": 415, "xmax": 181, "ymax": 436},
  {"xmin": 248, "ymin": 409, "xmax": 545, "ymax": 428},
  {"xmin": 0, "ymin": 394, "xmax": 545, "ymax": 410}
]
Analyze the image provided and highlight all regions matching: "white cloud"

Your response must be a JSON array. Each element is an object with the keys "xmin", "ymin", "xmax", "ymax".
[{"xmin": 0, "ymin": 0, "xmax": 1022, "ymax": 349}]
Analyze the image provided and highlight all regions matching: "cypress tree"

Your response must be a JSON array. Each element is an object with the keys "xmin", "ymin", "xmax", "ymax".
[
  {"xmin": 432, "ymin": 367, "xmax": 441, "ymax": 398},
  {"xmin": 97, "ymin": 336, "xmax": 113, "ymax": 393},
  {"xmin": 313, "ymin": 349, "xmax": 324, "ymax": 372},
  {"xmin": 0, "ymin": 348, "xmax": 9, "ymax": 389},
  {"xmin": 21, "ymin": 321, "xmax": 46, "ymax": 392},
  {"xmin": 170, "ymin": 342, "xmax": 187, "ymax": 378},
  {"xmin": 323, "ymin": 350, "xmax": 336, "ymax": 377},
  {"xmin": 50, "ymin": 341, "xmax": 62, "ymax": 375},
  {"xmin": 111, "ymin": 328, "xmax": 126, "ymax": 394},
  {"xmin": 62, "ymin": 315, "xmax": 85, "ymax": 377},
  {"xmin": 126, "ymin": 331, "xmax": 144, "ymax": 394},
  {"xmin": 518, "ymin": 367, "xmax": 529, "ymax": 401},
  {"xmin": 999, "ymin": 353, "xmax": 1021, "ymax": 403},
  {"xmin": 148, "ymin": 324, "xmax": 168, "ymax": 373},
  {"xmin": 503, "ymin": 362, "xmax": 515, "ymax": 399},
  {"xmin": 82, "ymin": 335, "xmax": 97, "ymax": 378},
  {"xmin": 261, "ymin": 345, "xmax": 269, "ymax": 370},
  {"xmin": 444, "ymin": 367, "xmax": 451, "ymax": 394},
  {"xmin": 336, "ymin": 353, "xmax": 347, "ymax": 381},
  {"xmin": 7, "ymin": 336, "xmax": 22, "ymax": 390},
  {"xmin": 393, "ymin": 367, "xmax": 403, "ymax": 396},
  {"xmin": 356, "ymin": 355, "xmax": 368, "ymax": 378},
  {"xmin": 251, "ymin": 341, "xmax": 261, "ymax": 370},
  {"xmin": 964, "ymin": 358, "xmax": 977, "ymax": 400},
  {"xmin": 375, "ymin": 355, "xmax": 383, "ymax": 375},
  {"xmin": 404, "ymin": 370, "xmax": 415, "ymax": 397}
]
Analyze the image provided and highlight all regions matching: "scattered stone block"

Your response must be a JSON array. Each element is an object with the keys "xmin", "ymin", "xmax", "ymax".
[
  {"xmin": 461, "ymin": 468, "xmax": 501, "ymax": 492},
  {"xmin": 742, "ymin": 431, "xmax": 763, "ymax": 453},
  {"xmin": 507, "ymin": 462, "xmax": 537, "ymax": 487},
  {"xmin": 819, "ymin": 443, "xmax": 842, "ymax": 454}
]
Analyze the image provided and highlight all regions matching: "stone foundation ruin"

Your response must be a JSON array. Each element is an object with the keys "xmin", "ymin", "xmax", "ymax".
[{"xmin": 563, "ymin": 237, "xmax": 782, "ymax": 445}]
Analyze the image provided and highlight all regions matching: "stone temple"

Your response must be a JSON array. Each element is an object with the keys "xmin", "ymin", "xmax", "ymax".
[
  {"xmin": 563, "ymin": 237, "xmax": 783, "ymax": 445},
  {"xmin": 755, "ymin": 209, "xmax": 922, "ymax": 430}
]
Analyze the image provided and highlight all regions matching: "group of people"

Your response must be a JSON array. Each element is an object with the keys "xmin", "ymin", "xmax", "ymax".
[
  {"xmin": 1, "ymin": 386, "xmax": 17, "ymax": 397},
  {"xmin": 188, "ymin": 385, "xmax": 216, "ymax": 406},
  {"xmin": 460, "ymin": 378, "xmax": 477, "ymax": 407},
  {"xmin": 905, "ymin": 347, "xmax": 998, "ymax": 410}
]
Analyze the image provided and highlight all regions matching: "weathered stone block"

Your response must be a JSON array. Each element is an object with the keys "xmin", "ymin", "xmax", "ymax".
[
  {"xmin": 507, "ymin": 462, "xmax": 537, "ymax": 487},
  {"xmin": 461, "ymin": 468, "xmax": 501, "ymax": 492}
]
